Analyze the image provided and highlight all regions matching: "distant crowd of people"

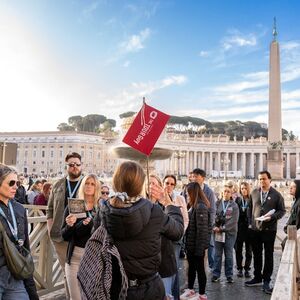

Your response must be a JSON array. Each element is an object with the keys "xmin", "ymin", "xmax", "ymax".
[{"xmin": 0, "ymin": 151, "xmax": 299, "ymax": 299}]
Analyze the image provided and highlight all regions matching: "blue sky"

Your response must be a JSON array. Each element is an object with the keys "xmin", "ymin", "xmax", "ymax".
[{"xmin": 1, "ymin": 0, "xmax": 300, "ymax": 136}]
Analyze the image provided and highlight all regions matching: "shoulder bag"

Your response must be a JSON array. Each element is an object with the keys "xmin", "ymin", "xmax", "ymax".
[{"xmin": 0, "ymin": 219, "xmax": 34, "ymax": 280}]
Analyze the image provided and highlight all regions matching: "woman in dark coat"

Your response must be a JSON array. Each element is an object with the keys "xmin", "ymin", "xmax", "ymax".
[
  {"xmin": 0, "ymin": 164, "xmax": 38, "ymax": 300},
  {"xmin": 180, "ymin": 182, "xmax": 210, "ymax": 300},
  {"xmin": 235, "ymin": 182, "xmax": 252, "ymax": 278},
  {"xmin": 148, "ymin": 174, "xmax": 177, "ymax": 300},
  {"xmin": 93, "ymin": 161, "xmax": 184, "ymax": 300}
]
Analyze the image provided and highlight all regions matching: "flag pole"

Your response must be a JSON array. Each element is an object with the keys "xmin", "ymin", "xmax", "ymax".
[{"xmin": 143, "ymin": 97, "xmax": 151, "ymax": 198}]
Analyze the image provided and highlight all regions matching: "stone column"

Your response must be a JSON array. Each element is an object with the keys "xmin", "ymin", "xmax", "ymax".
[
  {"xmin": 201, "ymin": 151, "xmax": 205, "ymax": 170},
  {"xmin": 286, "ymin": 152, "xmax": 291, "ymax": 179},
  {"xmin": 209, "ymin": 151, "xmax": 213, "ymax": 175},
  {"xmin": 186, "ymin": 151, "xmax": 190, "ymax": 175},
  {"xmin": 296, "ymin": 152, "xmax": 300, "ymax": 179},
  {"xmin": 193, "ymin": 151, "xmax": 197, "ymax": 169},
  {"xmin": 233, "ymin": 152, "xmax": 237, "ymax": 171},
  {"xmin": 242, "ymin": 152, "xmax": 246, "ymax": 177},
  {"xmin": 259, "ymin": 153, "xmax": 263, "ymax": 172},
  {"xmin": 217, "ymin": 152, "xmax": 221, "ymax": 175},
  {"xmin": 250, "ymin": 152, "xmax": 255, "ymax": 178}
]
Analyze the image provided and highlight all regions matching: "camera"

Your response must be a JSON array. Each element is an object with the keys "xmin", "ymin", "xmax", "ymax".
[{"xmin": 215, "ymin": 213, "xmax": 226, "ymax": 227}]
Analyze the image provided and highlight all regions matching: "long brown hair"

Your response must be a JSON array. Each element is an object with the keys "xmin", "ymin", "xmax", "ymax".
[
  {"xmin": 239, "ymin": 181, "xmax": 251, "ymax": 198},
  {"xmin": 186, "ymin": 182, "xmax": 210, "ymax": 209}
]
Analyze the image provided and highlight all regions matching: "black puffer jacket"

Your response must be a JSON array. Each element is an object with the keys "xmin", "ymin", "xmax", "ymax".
[
  {"xmin": 185, "ymin": 202, "xmax": 210, "ymax": 256},
  {"xmin": 93, "ymin": 198, "xmax": 184, "ymax": 280}
]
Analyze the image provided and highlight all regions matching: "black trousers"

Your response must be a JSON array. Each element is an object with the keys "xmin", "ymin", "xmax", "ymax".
[
  {"xmin": 235, "ymin": 228, "xmax": 252, "ymax": 271},
  {"xmin": 186, "ymin": 253, "xmax": 206, "ymax": 295},
  {"xmin": 249, "ymin": 229, "xmax": 276, "ymax": 282},
  {"xmin": 126, "ymin": 275, "xmax": 165, "ymax": 300}
]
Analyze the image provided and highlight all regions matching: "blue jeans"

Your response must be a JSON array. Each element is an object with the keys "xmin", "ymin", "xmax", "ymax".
[
  {"xmin": 0, "ymin": 282, "xmax": 29, "ymax": 300},
  {"xmin": 162, "ymin": 275, "xmax": 176, "ymax": 296},
  {"xmin": 213, "ymin": 232, "xmax": 237, "ymax": 278},
  {"xmin": 208, "ymin": 234, "xmax": 215, "ymax": 269},
  {"xmin": 172, "ymin": 243, "xmax": 181, "ymax": 300}
]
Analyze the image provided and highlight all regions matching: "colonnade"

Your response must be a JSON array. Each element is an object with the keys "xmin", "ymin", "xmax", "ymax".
[{"xmin": 158, "ymin": 149, "xmax": 300, "ymax": 179}]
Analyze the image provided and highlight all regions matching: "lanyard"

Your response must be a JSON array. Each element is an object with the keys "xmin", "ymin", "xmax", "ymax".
[
  {"xmin": 260, "ymin": 190, "xmax": 269, "ymax": 205},
  {"xmin": 67, "ymin": 176, "xmax": 82, "ymax": 199},
  {"xmin": 0, "ymin": 201, "xmax": 18, "ymax": 242},
  {"xmin": 222, "ymin": 200, "xmax": 230, "ymax": 215},
  {"xmin": 241, "ymin": 197, "xmax": 248, "ymax": 210}
]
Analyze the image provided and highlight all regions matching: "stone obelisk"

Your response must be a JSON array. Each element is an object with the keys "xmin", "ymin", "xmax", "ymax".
[{"xmin": 267, "ymin": 18, "xmax": 283, "ymax": 179}]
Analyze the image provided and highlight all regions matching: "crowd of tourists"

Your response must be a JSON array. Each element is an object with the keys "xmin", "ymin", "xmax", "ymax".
[{"xmin": 0, "ymin": 151, "xmax": 299, "ymax": 299}]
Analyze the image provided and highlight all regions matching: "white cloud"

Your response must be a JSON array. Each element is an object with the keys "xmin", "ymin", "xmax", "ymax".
[
  {"xmin": 81, "ymin": 1, "xmax": 100, "ymax": 19},
  {"xmin": 98, "ymin": 75, "xmax": 187, "ymax": 117},
  {"xmin": 215, "ymin": 71, "xmax": 268, "ymax": 93},
  {"xmin": 198, "ymin": 50, "xmax": 210, "ymax": 57},
  {"xmin": 281, "ymin": 41, "xmax": 300, "ymax": 51},
  {"xmin": 282, "ymin": 89, "xmax": 300, "ymax": 101},
  {"xmin": 222, "ymin": 31, "xmax": 257, "ymax": 51},
  {"xmin": 177, "ymin": 104, "xmax": 267, "ymax": 120},
  {"xmin": 126, "ymin": 2, "xmax": 159, "ymax": 19},
  {"xmin": 123, "ymin": 60, "xmax": 130, "ymax": 68},
  {"xmin": 120, "ymin": 28, "xmax": 151, "ymax": 53}
]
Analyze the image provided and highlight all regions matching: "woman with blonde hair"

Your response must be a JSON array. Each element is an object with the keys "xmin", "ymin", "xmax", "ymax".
[
  {"xmin": 93, "ymin": 161, "xmax": 184, "ymax": 300},
  {"xmin": 61, "ymin": 174, "xmax": 101, "ymax": 300}
]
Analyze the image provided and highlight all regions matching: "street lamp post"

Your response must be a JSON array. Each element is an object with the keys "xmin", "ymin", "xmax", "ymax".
[
  {"xmin": 173, "ymin": 150, "xmax": 186, "ymax": 179},
  {"xmin": 221, "ymin": 158, "xmax": 230, "ymax": 181}
]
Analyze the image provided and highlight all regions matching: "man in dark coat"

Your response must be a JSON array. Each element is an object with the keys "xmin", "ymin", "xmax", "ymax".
[
  {"xmin": 14, "ymin": 175, "xmax": 27, "ymax": 204},
  {"xmin": 245, "ymin": 171, "xmax": 285, "ymax": 295}
]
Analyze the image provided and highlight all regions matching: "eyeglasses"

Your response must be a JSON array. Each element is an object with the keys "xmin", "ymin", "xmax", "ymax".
[
  {"xmin": 101, "ymin": 191, "xmax": 109, "ymax": 195},
  {"xmin": 8, "ymin": 180, "xmax": 18, "ymax": 187},
  {"xmin": 165, "ymin": 182, "xmax": 175, "ymax": 186},
  {"xmin": 67, "ymin": 163, "xmax": 81, "ymax": 168}
]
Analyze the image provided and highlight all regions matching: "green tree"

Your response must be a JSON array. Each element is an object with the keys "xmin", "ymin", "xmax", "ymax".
[
  {"xmin": 82, "ymin": 114, "xmax": 107, "ymax": 132},
  {"xmin": 119, "ymin": 111, "xmax": 136, "ymax": 119},
  {"xmin": 68, "ymin": 116, "xmax": 84, "ymax": 131},
  {"xmin": 100, "ymin": 119, "xmax": 117, "ymax": 132},
  {"xmin": 57, "ymin": 123, "xmax": 75, "ymax": 131}
]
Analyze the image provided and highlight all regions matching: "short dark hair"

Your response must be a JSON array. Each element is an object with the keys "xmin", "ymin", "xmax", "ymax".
[
  {"xmin": 163, "ymin": 174, "xmax": 177, "ymax": 185},
  {"xmin": 294, "ymin": 180, "xmax": 300, "ymax": 200},
  {"xmin": 259, "ymin": 170, "xmax": 271, "ymax": 179},
  {"xmin": 65, "ymin": 152, "xmax": 81, "ymax": 162},
  {"xmin": 192, "ymin": 168, "xmax": 206, "ymax": 177}
]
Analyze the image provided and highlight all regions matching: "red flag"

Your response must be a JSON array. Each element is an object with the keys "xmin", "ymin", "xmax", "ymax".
[{"xmin": 122, "ymin": 102, "xmax": 170, "ymax": 156}]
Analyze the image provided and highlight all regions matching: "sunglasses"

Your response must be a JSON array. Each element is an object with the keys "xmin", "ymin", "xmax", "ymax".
[
  {"xmin": 101, "ymin": 191, "xmax": 109, "ymax": 195},
  {"xmin": 165, "ymin": 182, "xmax": 175, "ymax": 186},
  {"xmin": 67, "ymin": 163, "xmax": 81, "ymax": 168},
  {"xmin": 8, "ymin": 180, "xmax": 18, "ymax": 187}
]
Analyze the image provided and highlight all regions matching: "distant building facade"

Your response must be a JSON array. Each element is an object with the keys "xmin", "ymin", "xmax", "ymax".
[
  {"xmin": 154, "ymin": 132, "xmax": 300, "ymax": 180},
  {"xmin": 0, "ymin": 131, "xmax": 117, "ymax": 177}
]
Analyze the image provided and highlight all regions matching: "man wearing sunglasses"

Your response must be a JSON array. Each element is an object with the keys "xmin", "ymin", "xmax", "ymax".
[
  {"xmin": 47, "ymin": 152, "xmax": 83, "ymax": 297},
  {"xmin": 99, "ymin": 185, "xmax": 110, "ymax": 206}
]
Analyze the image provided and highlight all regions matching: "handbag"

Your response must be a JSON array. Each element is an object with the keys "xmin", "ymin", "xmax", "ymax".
[{"xmin": 0, "ymin": 220, "xmax": 34, "ymax": 280}]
